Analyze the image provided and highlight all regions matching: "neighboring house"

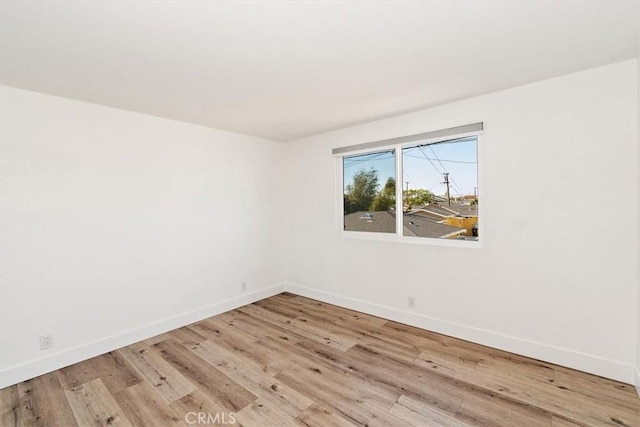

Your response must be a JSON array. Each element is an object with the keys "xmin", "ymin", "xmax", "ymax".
[
  {"xmin": 344, "ymin": 210, "xmax": 467, "ymax": 239},
  {"xmin": 409, "ymin": 201, "xmax": 478, "ymax": 238},
  {"xmin": 344, "ymin": 211, "xmax": 398, "ymax": 234}
]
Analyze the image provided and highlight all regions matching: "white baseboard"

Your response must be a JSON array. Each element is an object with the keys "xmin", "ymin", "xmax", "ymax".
[
  {"xmin": 3, "ymin": 282, "xmax": 635, "ymax": 389},
  {"xmin": 284, "ymin": 282, "xmax": 636, "ymax": 385},
  {"xmin": 0, "ymin": 284, "xmax": 284, "ymax": 389}
]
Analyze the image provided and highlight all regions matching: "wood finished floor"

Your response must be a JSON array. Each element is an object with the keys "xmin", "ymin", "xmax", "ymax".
[{"xmin": 1, "ymin": 293, "xmax": 639, "ymax": 427}]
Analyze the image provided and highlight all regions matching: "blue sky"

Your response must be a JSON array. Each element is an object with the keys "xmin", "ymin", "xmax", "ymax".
[{"xmin": 343, "ymin": 136, "xmax": 477, "ymax": 197}]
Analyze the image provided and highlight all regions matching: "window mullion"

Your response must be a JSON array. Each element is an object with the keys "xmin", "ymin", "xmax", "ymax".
[{"xmin": 395, "ymin": 146, "xmax": 403, "ymax": 237}]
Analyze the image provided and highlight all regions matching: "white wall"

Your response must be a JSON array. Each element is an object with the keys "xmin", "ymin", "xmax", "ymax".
[
  {"xmin": 284, "ymin": 60, "xmax": 638, "ymax": 384},
  {"xmin": 0, "ymin": 86, "xmax": 285, "ymax": 387}
]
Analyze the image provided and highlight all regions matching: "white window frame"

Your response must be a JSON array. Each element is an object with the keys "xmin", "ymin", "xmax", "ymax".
[{"xmin": 335, "ymin": 126, "xmax": 483, "ymax": 249}]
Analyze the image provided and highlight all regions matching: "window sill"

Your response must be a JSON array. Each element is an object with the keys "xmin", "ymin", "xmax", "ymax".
[{"xmin": 341, "ymin": 230, "xmax": 483, "ymax": 249}]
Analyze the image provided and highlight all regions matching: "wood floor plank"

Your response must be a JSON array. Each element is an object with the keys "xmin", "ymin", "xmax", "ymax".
[
  {"xmin": 65, "ymin": 378, "xmax": 132, "ymax": 427},
  {"xmin": 0, "ymin": 384, "xmax": 19, "ymax": 416},
  {"xmin": 262, "ymin": 337, "xmax": 401, "ymax": 411},
  {"xmin": 57, "ymin": 351, "xmax": 142, "ymax": 394},
  {"xmin": 1, "ymin": 384, "xmax": 21, "ymax": 427},
  {"xmin": 153, "ymin": 338, "xmax": 257, "ymax": 412},
  {"xmin": 295, "ymin": 338, "xmax": 464, "ymax": 417},
  {"xmin": 188, "ymin": 339, "xmax": 314, "ymax": 417},
  {"xmin": 276, "ymin": 366, "xmax": 411, "ymax": 427},
  {"xmin": 295, "ymin": 403, "xmax": 357, "ymax": 427},
  {"xmin": 140, "ymin": 333, "xmax": 171, "ymax": 346},
  {"xmin": 166, "ymin": 326, "xmax": 208, "ymax": 347},
  {"xmin": 259, "ymin": 338, "xmax": 402, "ymax": 420},
  {"xmin": 332, "ymin": 311, "xmax": 388, "ymax": 329},
  {"xmin": 90, "ymin": 351, "xmax": 143, "ymax": 394},
  {"xmin": 187, "ymin": 318, "xmax": 259, "ymax": 352},
  {"xmin": 237, "ymin": 302, "xmax": 297, "ymax": 326},
  {"xmin": 234, "ymin": 398, "xmax": 301, "ymax": 427},
  {"xmin": 264, "ymin": 296, "xmax": 359, "ymax": 327},
  {"xmin": 1, "ymin": 293, "xmax": 638, "ymax": 427},
  {"xmin": 277, "ymin": 295, "xmax": 384, "ymax": 326},
  {"xmin": 388, "ymin": 395, "xmax": 468, "ymax": 427},
  {"xmin": 553, "ymin": 366, "xmax": 640, "ymax": 408},
  {"xmin": 257, "ymin": 296, "xmax": 346, "ymax": 324},
  {"xmin": 415, "ymin": 349, "xmax": 640, "ymax": 426},
  {"xmin": 252, "ymin": 298, "xmax": 304, "ymax": 319},
  {"xmin": 300, "ymin": 337, "xmax": 561, "ymax": 426},
  {"xmin": 305, "ymin": 312, "xmax": 422, "ymax": 361},
  {"xmin": 56, "ymin": 359, "xmax": 98, "ymax": 391},
  {"xmin": 454, "ymin": 388, "xmax": 552, "ymax": 427},
  {"xmin": 285, "ymin": 316, "xmax": 357, "ymax": 351},
  {"xmin": 239, "ymin": 303, "xmax": 357, "ymax": 351},
  {"xmin": 168, "ymin": 390, "xmax": 231, "ymax": 425},
  {"xmin": 236, "ymin": 304, "xmax": 356, "ymax": 352},
  {"xmin": 207, "ymin": 315, "xmax": 262, "ymax": 342},
  {"xmin": 380, "ymin": 320, "xmax": 462, "ymax": 352},
  {"xmin": 189, "ymin": 320, "xmax": 287, "ymax": 376},
  {"xmin": 231, "ymin": 307, "xmax": 307, "ymax": 344},
  {"xmin": 16, "ymin": 372, "xmax": 78, "ymax": 427},
  {"xmin": 551, "ymin": 415, "xmax": 588, "ymax": 426},
  {"xmin": 1, "ymin": 409, "xmax": 21, "ymax": 427},
  {"xmin": 117, "ymin": 343, "xmax": 196, "ymax": 403},
  {"xmin": 113, "ymin": 382, "xmax": 184, "ymax": 426}
]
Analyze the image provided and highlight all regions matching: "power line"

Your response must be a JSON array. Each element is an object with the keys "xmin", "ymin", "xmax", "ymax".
[
  {"xmin": 415, "ymin": 146, "xmax": 461, "ymax": 197},
  {"xmin": 448, "ymin": 177, "xmax": 465, "ymax": 197},
  {"xmin": 343, "ymin": 152, "xmax": 395, "ymax": 169},
  {"xmin": 408, "ymin": 148, "xmax": 469, "ymax": 197},
  {"xmin": 417, "ymin": 146, "xmax": 446, "ymax": 181},
  {"xmin": 344, "ymin": 153, "xmax": 392, "ymax": 165},
  {"xmin": 403, "ymin": 153, "xmax": 477, "ymax": 164},
  {"xmin": 428, "ymin": 146, "xmax": 448, "ymax": 173},
  {"xmin": 427, "ymin": 146, "xmax": 464, "ymax": 197}
]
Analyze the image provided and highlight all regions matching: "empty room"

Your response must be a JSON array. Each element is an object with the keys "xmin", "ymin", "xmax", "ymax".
[{"xmin": 1, "ymin": 1, "xmax": 640, "ymax": 426}]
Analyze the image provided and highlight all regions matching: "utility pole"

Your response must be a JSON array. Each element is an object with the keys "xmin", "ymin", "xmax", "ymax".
[
  {"xmin": 405, "ymin": 181, "xmax": 409, "ymax": 192},
  {"xmin": 442, "ymin": 173, "xmax": 451, "ymax": 206},
  {"xmin": 474, "ymin": 186, "xmax": 477, "ymax": 202}
]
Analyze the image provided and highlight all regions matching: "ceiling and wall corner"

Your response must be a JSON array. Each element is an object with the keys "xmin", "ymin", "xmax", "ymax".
[{"xmin": 1, "ymin": 1, "xmax": 638, "ymax": 142}]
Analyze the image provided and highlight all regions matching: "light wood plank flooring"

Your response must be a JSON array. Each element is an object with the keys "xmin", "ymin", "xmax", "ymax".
[{"xmin": 1, "ymin": 293, "xmax": 639, "ymax": 426}]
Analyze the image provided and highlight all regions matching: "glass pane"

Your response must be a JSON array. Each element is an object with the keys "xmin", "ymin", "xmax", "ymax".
[
  {"xmin": 402, "ymin": 136, "xmax": 478, "ymax": 240},
  {"xmin": 343, "ymin": 150, "xmax": 396, "ymax": 233}
]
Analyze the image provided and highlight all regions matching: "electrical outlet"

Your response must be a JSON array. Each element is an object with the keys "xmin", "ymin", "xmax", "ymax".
[
  {"xmin": 408, "ymin": 296, "xmax": 416, "ymax": 308},
  {"xmin": 40, "ymin": 334, "xmax": 53, "ymax": 350},
  {"xmin": 241, "ymin": 282, "xmax": 247, "ymax": 292}
]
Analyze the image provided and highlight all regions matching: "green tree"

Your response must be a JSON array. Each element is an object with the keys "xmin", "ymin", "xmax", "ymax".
[
  {"xmin": 404, "ymin": 188, "xmax": 434, "ymax": 209},
  {"xmin": 371, "ymin": 177, "xmax": 396, "ymax": 211},
  {"xmin": 382, "ymin": 177, "xmax": 395, "ymax": 197},
  {"xmin": 344, "ymin": 168, "xmax": 379, "ymax": 214}
]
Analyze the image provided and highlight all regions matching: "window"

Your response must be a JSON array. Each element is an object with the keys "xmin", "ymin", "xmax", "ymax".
[
  {"xmin": 338, "ymin": 123, "xmax": 481, "ymax": 243},
  {"xmin": 402, "ymin": 137, "xmax": 478, "ymax": 240},
  {"xmin": 343, "ymin": 150, "xmax": 396, "ymax": 234}
]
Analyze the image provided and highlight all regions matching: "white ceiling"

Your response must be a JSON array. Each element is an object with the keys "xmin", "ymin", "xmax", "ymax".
[{"xmin": 1, "ymin": 1, "xmax": 638, "ymax": 142}]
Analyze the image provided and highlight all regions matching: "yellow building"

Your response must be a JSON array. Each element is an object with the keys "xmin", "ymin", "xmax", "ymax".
[
  {"xmin": 443, "ymin": 215, "xmax": 478, "ymax": 237},
  {"xmin": 411, "ymin": 202, "xmax": 479, "ymax": 238}
]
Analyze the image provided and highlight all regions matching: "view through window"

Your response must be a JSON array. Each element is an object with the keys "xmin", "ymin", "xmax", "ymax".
[
  {"xmin": 343, "ymin": 136, "xmax": 478, "ymax": 240},
  {"xmin": 343, "ymin": 149, "xmax": 396, "ymax": 234}
]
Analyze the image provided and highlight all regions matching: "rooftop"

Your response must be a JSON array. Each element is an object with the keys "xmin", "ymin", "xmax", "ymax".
[{"xmin": 344, "ymin": 211, "xmax": 467, "ymax": 239}]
